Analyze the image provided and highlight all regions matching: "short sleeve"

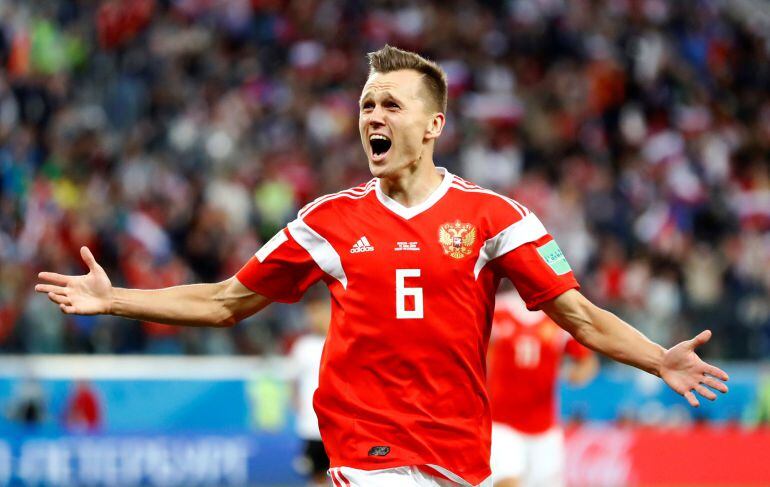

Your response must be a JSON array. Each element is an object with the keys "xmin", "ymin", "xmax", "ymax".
[
  {"xmin": 492, "ymin": 234, "xmax": 580, "ymax": 311},
  {"xmin": 565, "ymin": 336, "xmax": 592, "ymax": 360},
  {"xmin": 236, "ymin": 228, "xmax": 325, "ymax": 303}
]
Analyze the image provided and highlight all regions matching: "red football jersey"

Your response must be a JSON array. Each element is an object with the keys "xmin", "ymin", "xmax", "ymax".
[
  {"xmin": 488, "ymin": 291, "xmax": 592, "ymax": 435},
  {"xmin": 237, "ymin": 169, "xmax": 579, "ymax": 485}
]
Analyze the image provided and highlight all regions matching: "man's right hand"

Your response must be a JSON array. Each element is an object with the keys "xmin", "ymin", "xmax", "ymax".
[{"xmin": 35, "ymin": 246, "xmax": 113, "ymax": 315}]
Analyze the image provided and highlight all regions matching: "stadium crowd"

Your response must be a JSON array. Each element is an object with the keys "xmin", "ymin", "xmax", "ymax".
[{"xmin": 0, "ymin": 0, "xmax": 768, "ymax": 359}]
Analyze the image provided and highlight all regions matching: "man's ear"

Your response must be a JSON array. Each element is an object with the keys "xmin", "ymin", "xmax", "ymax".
[{"xmin": 425, "ymin": 112, "xmax": 445, "ymax": 141}]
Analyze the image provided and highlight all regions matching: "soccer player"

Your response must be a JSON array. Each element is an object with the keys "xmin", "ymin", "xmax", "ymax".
[
  {"xmin": 35, "ymin": 45, "xmax": 728, "ymax": 487},
  {"xmin": 488, "ymin": 289, "xmax": 598, "ymax": 487},
  {"xmin": 290, "ymin": 288, "xmax": 332, "ymax": 486}
]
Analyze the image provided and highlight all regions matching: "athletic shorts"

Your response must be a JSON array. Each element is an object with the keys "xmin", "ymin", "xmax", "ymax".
[
  {"xmin": 328, "ymin": 466, "xmax": 493, "ymax": 487},
  {"xmin": 303, "ymin": 439, "xmax": 330, "ymax": 477},
  {"xmin": 489, "ymin": 423, "xmax": 565, "ymax": 487}
]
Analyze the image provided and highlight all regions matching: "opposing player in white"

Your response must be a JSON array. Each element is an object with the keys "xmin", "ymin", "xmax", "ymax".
[{"xmin": 291, "ymin": 288, "xmax": 332, "ymax": 486}]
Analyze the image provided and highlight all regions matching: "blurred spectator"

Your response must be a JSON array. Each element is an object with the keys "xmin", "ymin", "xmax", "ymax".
[
  {"xmin": 0, "ymin": 0, "xmax": 767, "ymax": 358},
  {"xmin": 289, "ymin": 286, "xmax": 330, "ymax": 487},
  {"xmin": 5, "ymin": 378, "xmax": 46, "ymax": 428}
]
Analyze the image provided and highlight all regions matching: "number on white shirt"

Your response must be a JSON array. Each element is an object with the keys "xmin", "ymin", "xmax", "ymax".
[{"xmin": 515, "ymin": 335, "xmax": 541, "ymax": 368}]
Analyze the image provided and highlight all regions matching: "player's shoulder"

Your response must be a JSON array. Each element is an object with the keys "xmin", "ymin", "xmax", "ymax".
[
  {"xmin": 447, "ymin": 174, "xmax": 532, "ymax": 223},
  {"xmin": 297, "ymin": 179, "xmax": 377, "ymax": 221}
]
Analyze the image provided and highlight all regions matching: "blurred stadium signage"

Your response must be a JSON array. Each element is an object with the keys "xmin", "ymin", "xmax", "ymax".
[
  {"xmin": 565, "ymin": 425, "xmax": 770, "ymax": 486},
  {"xmin": 0, "ymin": 436, "xmax": 253, "ymax": 486},
  {"xmin": 0, "ymin": 357, "xmax": 767, "ymax": 486}
]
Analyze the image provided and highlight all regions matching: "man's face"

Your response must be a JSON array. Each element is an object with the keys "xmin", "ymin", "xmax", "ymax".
[{"xmin": 358, "ymin": 69, "xmax": 441, "ymax": 178}]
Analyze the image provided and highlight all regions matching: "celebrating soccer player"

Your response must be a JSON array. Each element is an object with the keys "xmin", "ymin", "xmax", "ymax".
[{"xmin": 36, "ymin": 46, "xmax": 728, "ymax": 487}]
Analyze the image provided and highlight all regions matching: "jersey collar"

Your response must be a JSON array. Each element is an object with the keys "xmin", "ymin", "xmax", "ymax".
[{"xmin": 374, "ymin": 167, "xmax": 453, "ymax": 220}]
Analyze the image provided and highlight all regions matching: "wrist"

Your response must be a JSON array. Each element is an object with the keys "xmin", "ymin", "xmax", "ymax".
[
  {"xmin": 107, "ymin": 287, "xmax": 120, "ymax": 315},
  {"xmin": 651, "ymin": 344, "xmax": 666, "ymax": 377}
]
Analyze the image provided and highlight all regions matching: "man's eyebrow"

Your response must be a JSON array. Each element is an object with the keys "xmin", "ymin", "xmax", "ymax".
[{"xmin": 359, "ymin": 90, "xmax": 403, "ymax": 104}]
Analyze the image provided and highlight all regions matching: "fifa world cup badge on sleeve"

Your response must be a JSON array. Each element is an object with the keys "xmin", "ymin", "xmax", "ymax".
[
  {"xmin": 438, "ymin": 221, "xmax": 476, "ymax": 259},
  {"xmin": 536, "ymin": 240, "xmax": 572, "ymax": 275}
]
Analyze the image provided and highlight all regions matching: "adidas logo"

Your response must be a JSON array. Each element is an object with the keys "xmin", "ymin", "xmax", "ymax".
[{"xmin": 350, "ymin": 236, "xmax": 375, "ymax": 253}]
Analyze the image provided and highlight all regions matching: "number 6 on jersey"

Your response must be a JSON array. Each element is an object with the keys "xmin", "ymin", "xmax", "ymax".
[{"xmin": 396, "ymin": 269, "xmax": 423, "ymax": 319}]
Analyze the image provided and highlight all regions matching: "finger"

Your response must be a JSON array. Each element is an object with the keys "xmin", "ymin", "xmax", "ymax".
[
  {"xmin": 683, "ymin": 390, "xmax": 700, "ymax": 408},
  {"xmin": 35, "ymin": 284, "xmax": 68, "ymax": 295},
  {"xmin": 47, "ymin": 292, "xmax": 72, "ymax": 307},
  {"xmin": 81, "ymin": 246, "xmax": 98, "ymax": 271},
  {"xmin": 60, "ymin": 304, "xmax": 76, "ymax": 314},
  {"xmin": 694, "ymin": 384, "xmax": 717, "ymax": 401},
  {"xmin": 38, "ymin": 272, "xmax": 72, "ymax": 286},
  {"xmin": 704, "ymin": 364, "xmax": 729, "ymax": 382},
  {"xmin": 690, "ymin": 330, "xmax": 712, "ymax": 348},
  {"xmin": 701, "ymin": 376, "xmax": 728, "ymax": 394}
]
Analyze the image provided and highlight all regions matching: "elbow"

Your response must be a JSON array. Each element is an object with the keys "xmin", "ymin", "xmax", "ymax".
[
  {"xmin": 556, "ymin": 294, "xmax": 600, "ymax": 348},
  {"xmin": 211, "ymin": 277, "xmax": 268, "ymax": 327},
  {"xmin": 211, "ymin": 279, "xmax": 240, "ymax": 328},
  {"xmin": 215, "ymin": 306, "xmax": 238, "ymax": 328}
]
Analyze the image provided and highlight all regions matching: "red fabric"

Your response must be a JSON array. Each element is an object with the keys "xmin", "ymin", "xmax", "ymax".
[
  {"xmin": 236, "ymin": 230, "xmax": 327, "ymax": 303},
  {"xmin": 7, "ymin": 31, "xmax": 30, "ymax": 78},
  {"xmin": 492, "ymin": 235, "xmax": 580, "ymax": 310},
  {"xmin": 488, "ymin": 292, "xmax": 589, "ymax": 434},
  {"xmin": 96, "ymin": 0, "xmax": 155, "ymax": 50},
  {"xmin": 565, "ymin": 425, "xmax": 770, "ymax": 486},
  {"xmin": 598, "ymin": 262, "xmax": 625, "ymax": 302},
  {"xmin": 235, "ymin": 174, "xmax": 578, "ymax": 485},
  {"xmin": 564, "ymin": 334, "xmax": 592, "ymax": 360},
  {"xmin": 65, "ymin": 384, "xmax": 102, "ymax": 431}
]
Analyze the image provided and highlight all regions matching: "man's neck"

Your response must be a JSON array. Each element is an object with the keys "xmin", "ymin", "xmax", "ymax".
[{"xmin": 378, "ymin": 162, "xmax": 444, "ymax": 208}]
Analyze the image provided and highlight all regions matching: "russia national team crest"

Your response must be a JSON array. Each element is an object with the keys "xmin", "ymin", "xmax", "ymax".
[{"xmin": 438, "ymin": 221, "xmax": 477, "ymax": 259}]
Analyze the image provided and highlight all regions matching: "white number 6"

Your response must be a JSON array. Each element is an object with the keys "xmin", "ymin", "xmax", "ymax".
[{"xmin": 396, "ymin": 269, "xmax": 423, "ymax": 319}]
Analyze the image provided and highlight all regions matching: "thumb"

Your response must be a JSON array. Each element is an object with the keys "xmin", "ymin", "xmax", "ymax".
[
  {"xmin": 690, "ymin": 329, "xmax": 712, "ymax": 349},
  {"xmin": 80, "ymin": 246, "xmax": 99, "ymax": 272}
]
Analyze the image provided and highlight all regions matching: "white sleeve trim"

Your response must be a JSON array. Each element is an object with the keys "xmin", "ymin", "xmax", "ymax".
[
  {"xmin": 287, "ymin": 218, "xmax": 348, "ymax": 289},
  {"xmin": 256, "ymin": 229, "xmax": 289, "ymax": 262},
  {"xmin": 473, "ymin": 213, "xmax": 548, "ymax": 279}
]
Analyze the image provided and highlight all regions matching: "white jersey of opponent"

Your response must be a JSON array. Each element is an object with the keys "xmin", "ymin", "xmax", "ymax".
[{"xmin": 290, "ymin": 333, "xmax": 325, "ymax": 440}]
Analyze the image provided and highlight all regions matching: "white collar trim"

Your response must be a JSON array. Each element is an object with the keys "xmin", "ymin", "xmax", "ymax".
[{"xmin": 375, "ymin": 167, "xmax": 453, "ymax": 220}]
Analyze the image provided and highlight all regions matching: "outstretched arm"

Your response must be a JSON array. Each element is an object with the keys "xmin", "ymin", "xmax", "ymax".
[
  {"xmin": 35, "ymin": 246, "xmax": 270, "ymax": 327},
  {"xmin": 542, "ymin": 289, "xmax": 729, "ymax": 407}
]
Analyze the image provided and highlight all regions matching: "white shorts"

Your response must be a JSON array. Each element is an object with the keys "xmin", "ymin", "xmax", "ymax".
[
  {"xmin": 489, "ymin": 423, "xmax": 565, "ymax": 487},
  {"xmin": 328, "ymin": 466, "xmax": 493, "ymax": 487}
]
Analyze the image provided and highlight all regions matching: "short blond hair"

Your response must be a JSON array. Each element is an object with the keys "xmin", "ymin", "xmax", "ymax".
[{"xmin": 367, "ymin": 45, "xmax": 448, "ymax": 113}]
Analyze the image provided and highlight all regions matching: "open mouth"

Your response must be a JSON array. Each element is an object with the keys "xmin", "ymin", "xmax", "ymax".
[{"xmin": 369, "ymin": 134, "xmax": 392, "ymax": 159}]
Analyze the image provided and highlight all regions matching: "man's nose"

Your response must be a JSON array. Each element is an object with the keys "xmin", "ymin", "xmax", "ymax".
[{"xmin": 366, "ymin": 105, "xmax": 386, "ymax": 125}]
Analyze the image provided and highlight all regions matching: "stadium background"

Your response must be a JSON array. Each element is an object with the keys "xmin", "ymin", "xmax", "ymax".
[{"xmin": 0, "ymin": 0, "xmax": 769, "ymax": 485}]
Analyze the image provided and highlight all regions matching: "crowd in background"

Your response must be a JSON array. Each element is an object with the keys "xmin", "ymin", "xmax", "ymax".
[{"xmin": 0, "ymin": 0, "xmax": 768, "ymax": 359}]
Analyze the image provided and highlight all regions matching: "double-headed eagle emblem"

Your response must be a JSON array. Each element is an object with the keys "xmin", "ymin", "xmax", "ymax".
[{"xmin": 438, "ymin": 221, "xmax": 477, "ymax": 259}]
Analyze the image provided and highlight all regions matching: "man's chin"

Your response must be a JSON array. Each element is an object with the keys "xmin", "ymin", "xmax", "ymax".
[
  {"xmin": 367, "ymin": 156, "xmax": 420, "ymax": 180},
  {"xmin": 367, "ymin": 158, "xmax": 390, "ymax": 178}
]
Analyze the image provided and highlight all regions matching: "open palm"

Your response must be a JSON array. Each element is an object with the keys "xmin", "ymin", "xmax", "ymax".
[
  {"xmin": 660, "ymin": 330, "xmax": 729, "ymax": 407},
  {"xmin": 35, "ymin": 246, "xmax": 113, "ymax": 315}
]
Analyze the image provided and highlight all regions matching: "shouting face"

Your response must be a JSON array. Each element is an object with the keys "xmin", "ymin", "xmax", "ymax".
[{"xmin": 358, "ymin": 69, "xmax": 444, "ymax": 179}]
